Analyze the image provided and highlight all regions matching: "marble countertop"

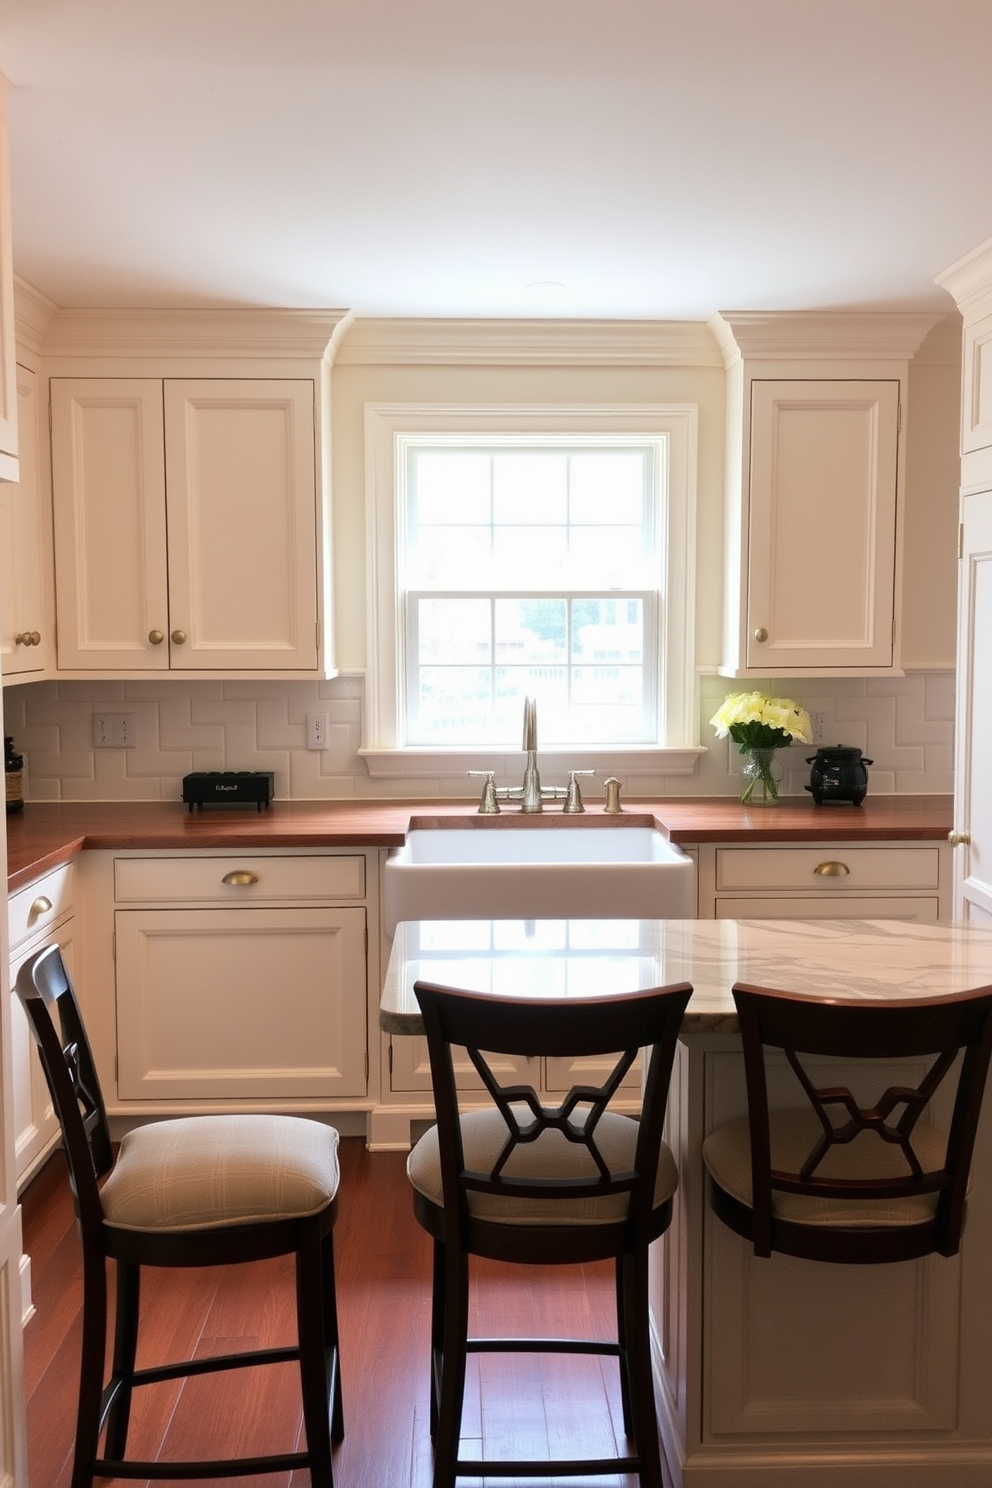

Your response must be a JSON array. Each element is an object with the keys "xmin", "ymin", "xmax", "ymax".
[
  {"xmin": 380, "ymin": 917, "xmax": 992, "ymax": 1036},
  {"xmin": 4, "ymin": 795, "xmax": 953, "ymax": 894}
]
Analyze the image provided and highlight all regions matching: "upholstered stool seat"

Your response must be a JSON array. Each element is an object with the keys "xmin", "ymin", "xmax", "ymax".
[
  {"xmin": 102, "ymin": 1113, "xmax": 340, "ymax": 1233},
  {"xmin": 704, "ymin": 1107, "xmax": 948, "ymax": 1232},
  {"xmin": 409, "ymin": 1106, "xmax": 678, "ymax": 1228}
]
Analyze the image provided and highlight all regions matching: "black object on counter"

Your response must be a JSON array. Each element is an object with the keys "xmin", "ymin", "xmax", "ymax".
[
  {"xmin": 182, "ymin": 771, "xmax": 274, "ymax": 811},
  {"xmin": 805, "ymin": 745, "xmax": 873, "ymax": 806},
  {"xmin": 5, "ymin": 735, "xmax": 23, "ymax": 814}
]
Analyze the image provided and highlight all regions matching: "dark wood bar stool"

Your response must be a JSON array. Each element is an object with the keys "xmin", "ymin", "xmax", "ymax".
[
  {"xmin": 14, "ymin": 942, "xmax": 344, "ymax": 1488},
  {"xmin": 703, "ymin": 980, "xmax": 992, "ymax": 1264},
  {"xmin": 407, "ymin": 977, "xmax": 693, "ymax": 1488}
]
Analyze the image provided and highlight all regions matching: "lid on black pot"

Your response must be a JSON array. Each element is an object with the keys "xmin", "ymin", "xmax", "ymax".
[{"xmin": 811, "ymin": 745, "xmax": 868, "ymax": 760}]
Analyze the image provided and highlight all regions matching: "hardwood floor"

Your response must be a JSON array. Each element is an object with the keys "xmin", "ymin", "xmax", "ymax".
[{"xmin": 20, "ymin": 1136, "xmax": 641, "ymax": 1487}]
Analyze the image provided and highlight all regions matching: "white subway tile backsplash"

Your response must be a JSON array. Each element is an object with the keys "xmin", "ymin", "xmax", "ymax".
[{"xmin": 3, "ymin": 671, "xmax": 954, "ymax": 803}]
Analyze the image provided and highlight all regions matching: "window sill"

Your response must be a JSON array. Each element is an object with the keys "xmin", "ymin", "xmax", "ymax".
[{"xmin": 359, "ymin": 746, "xmax": 706, "ymax": 780}]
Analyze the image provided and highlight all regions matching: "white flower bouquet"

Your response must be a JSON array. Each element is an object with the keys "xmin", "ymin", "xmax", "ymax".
[
  {"xmin": 709, "ymin": 692, "xmax": 812, "ymax": 803},
  {"xmin": 709, "ymin": 692, "xmax": 812, "ymax": 751}
]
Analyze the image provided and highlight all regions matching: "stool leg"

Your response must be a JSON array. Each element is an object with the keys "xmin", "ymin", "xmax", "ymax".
[
  {"xmin": 323, "ymin": 1230, "xmax": 345, "ymax": 1444},
  {"xmin": 71, "ymin": 1252, "xmax": 109, "ymax": 1488},
  {"xmin": 297, "ymin": 1222, "xmax": 335, "ymax": 1488},
  {"xmin": 432, "ymin": 1242, "xmax": 469, "ymax": 1488},
  {"xmin": 620, "ymin": 1248, "xmax": 664, "ymax": 1488},
  {"xmin": 104, "ymin": 1260, "xmax": 140, "ymax": 1461}
]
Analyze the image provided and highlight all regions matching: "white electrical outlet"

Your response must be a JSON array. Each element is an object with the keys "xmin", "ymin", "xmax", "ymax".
[
  {"xmin": 306, "ymin": 712, "xmax": 330, "ymax": 750},
  {"xmin": 93, "ymin": 713, "xmax": 137, "ymax": 749},
  {"xmin": 811, "ymin": 711, "xmax": 829, "ymax": 745}
]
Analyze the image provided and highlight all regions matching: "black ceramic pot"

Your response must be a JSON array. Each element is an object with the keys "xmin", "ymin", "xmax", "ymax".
[{"xmin": 805, "ymin": 745, "xmax": 873, "ymax": 806}]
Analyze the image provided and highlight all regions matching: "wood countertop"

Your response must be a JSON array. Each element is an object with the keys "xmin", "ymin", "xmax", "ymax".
[{"xmin": 4, "ymin": 794, "xmax": 954, "ymax": 894}]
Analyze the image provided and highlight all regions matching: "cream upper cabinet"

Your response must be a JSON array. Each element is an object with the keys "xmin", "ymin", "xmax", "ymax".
[
  {"xmin": 743, "ymin": 379, "xmax": 900, "ymax": 670},
  {"xmin": 0, "ymin": 76, "xmax": 18, "ymax": 481},
  {"xmin": 51, "ymin": 377, "xmax": 318, "ymax": 673},
  {"xmin": 0, "ymin": 366, "xmax": 52, "ymax": 678},
  {"xmin": 711, "ymin": 312, "xmax": 941, "ymax": 677}
]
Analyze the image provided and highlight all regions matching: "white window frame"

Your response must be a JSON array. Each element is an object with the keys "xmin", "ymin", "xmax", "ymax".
[{"xmin": 362, "ymin": 403, "xmax": 701, "ymax": 778}]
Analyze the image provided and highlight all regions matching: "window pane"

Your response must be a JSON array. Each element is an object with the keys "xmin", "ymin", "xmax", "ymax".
[
  {"xmin": 410, "ymin": 526, "xmax": 493, "ymax": 586},
  {"xmin": 570, "ymin": 452, "xmax": 646, "ymax": 525},
  {"xmin": 416, "ymin": 667, "xmax": 493, "ymax": 739},
  {"xmin": 493, "ymin": 453, "xmax": 567, "ymax": 524},
  {"xmin": 414, "ymin": 452, "xmax": 491, "ymax": 523},
  {"xmin": 572, "ymin": 598, "xmax": 643, "ymax": 664},
  {"xmin": 418, "ymin": 598, "xmax": 491, "ymax": 663},
  {"xmin": 495, "ymin": 599, "xmax": 567, "ymax": 663}
]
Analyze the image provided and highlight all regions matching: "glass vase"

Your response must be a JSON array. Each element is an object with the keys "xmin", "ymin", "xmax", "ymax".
[{"xmin": 740, "ymin": 746, "xmax": 783, "ymax": 805}]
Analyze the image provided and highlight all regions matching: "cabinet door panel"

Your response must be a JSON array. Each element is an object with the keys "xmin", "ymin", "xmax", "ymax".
[
  {"xmin": 0, "ymin": 365, "xmax": 50, "ymax": 677},
  {"xmin": 115, "ymin": 906, "xmax": 366, "ymax": 1100},
  {"xmin": 953, "ymin": 489, "xmax": 992, "ymax": 918},
  {"xmin": 163, "ymin": 380, "xmax": 317, "ymax": 669},
  {"xmin": 51, "ymin": 379, "xmax": 169, "ymax": 670},
  {"xmin": 746, "ymin": 380, "xmax": 899, "ymax": 669}
]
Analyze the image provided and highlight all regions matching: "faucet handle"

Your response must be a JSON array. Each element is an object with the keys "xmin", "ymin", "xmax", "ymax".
[
  {"xmin": 563, "ymin": 769, "xmax": 594, "ymax": 815},
  {"xmin": 603, "ymin": 777, "xmax": 623, "ymax": 814},
  {"xmin": 468, "ymin": 770, "xmax": 501, "ymax": 815}
]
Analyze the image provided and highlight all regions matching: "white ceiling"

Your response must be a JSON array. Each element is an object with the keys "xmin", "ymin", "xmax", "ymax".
[{"xmin": 1, "ymin": 0, "xmax": 990, "ymax": 320}]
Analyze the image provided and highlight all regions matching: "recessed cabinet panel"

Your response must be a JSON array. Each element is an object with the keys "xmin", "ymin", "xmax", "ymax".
[
  {"xmin": 746, "ymin": 380, "xmax": 900, "ymax": 669},
  {"xmin": 963, "ymin": 312, "xmax": 992, "ymax": 456},
  {"xmin": 115, "ymin": 906, "xmax": 367, "ymax": 1100},
  {"xmin": 163, "ymin": 381, "xmax": 317, "ymax": 669},
  {"xmin": 0, "ymin": 365, "xmax": 51, "ymax": 677},
  {"xmin": 0, "ymin": 76, "xmax": 18, "ymax": 479},
  {"xmin": 51, "ymin": 379, "xmax": 169, "ymax": 670},
  {"xmin": 953, "ymin": 490, "xmax": 992, "ymax": 918}
]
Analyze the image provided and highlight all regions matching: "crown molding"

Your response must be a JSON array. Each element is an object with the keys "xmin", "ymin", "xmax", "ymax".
[
  {"xmin": 708, "ymin": 310, "xmax": 947, "ymax": 368},
  {"xmin": 13, "ymin": 275, "xmax": 58, "ymax": 356},
  {"xmin": 935, "ymin": 235, "xmax": 992, "ymax": 319},
  {"xmin": 37, "ymin": 306, "xmax": 353, "ymax": 364},
  {"xmin": 334, "ymin": 317, "xmax": 724, "ymax": 368}
]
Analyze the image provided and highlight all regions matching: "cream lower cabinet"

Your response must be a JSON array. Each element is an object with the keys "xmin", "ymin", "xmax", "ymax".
[
  {"xmin": 51, "ymin": 378, "xmax": 318, "ymax": 673},
  {"xmin": 696, "ymin": 840, "xmax": 949, "ymax": 921},
  {"xmin": 8, "ymin": 863, "xmax": 75, "ymax": 1187},
  {"xmin": 112, "ymin": 854, "xmax": 368, "ymax": 1105}
]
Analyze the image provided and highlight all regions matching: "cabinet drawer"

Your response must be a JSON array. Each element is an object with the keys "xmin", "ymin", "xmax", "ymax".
[
  {"xmin": 715, "ymin": 895, "xmax": 940, "ymax": 923},
  {"xmin": 8, "ymin": 862, "xmax": 75, "ymax": 952},
  {"xmin": 114, "ymin": 854, "xmax": 365, "ymax": 904},
  {"xmin": 715, "ymin": 846, "xmax": 940, "ymax": 893}
]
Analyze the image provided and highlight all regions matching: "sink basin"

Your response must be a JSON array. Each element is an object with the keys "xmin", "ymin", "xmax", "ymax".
[{"xmin": 383, "ymin": 826, "xmax": 695, "ymax": 936}]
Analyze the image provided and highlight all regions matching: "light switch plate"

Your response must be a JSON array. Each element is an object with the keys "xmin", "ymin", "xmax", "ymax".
[{"xmin": 93, "ymin": 713, "xmax": 136, "ymax": 749}]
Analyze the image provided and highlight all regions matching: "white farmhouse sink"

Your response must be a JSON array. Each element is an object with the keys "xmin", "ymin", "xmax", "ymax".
[{"xmin": 383, "ymin": 826, "xmax": 695, "ymax": 936}]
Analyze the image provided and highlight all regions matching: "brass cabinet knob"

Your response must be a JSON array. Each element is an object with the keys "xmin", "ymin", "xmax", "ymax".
[
  {"xmin": 948, "ymin": 831, "xmax": 971, "ymax": 847},
  {"xmin": 171, "ymin": 629, "xmax": 187, "ymax": 645},
  {"xmin": 148, "ymin": 629, "xmax": 165, "ymax": 645},
  {"xmin": 13, "ymin": 631, "xmax": 40, "ymax": 646},
  {"xmin": 753, "ymin": 626, "xmax": 769, "ymax": 643},
  {"xmin": 221, "ymin": 870, "xmax": 259, "ymax": 887},
  {"xmin": 813, "ymin": 861, "xmax": 851, "ymax": 877}
]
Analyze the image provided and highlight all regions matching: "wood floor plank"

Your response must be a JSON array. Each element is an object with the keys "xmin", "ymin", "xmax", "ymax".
[{"xmin": 20, "ymin": 1135, "xmax": 651, "ymax": 1487}]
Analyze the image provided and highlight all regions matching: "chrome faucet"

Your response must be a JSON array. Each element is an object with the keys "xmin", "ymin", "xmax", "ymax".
[
  {"xmin": 469, "ymin": 698, "xmax": 593, "ymax": 813},
  {"xmin": 521, "ymin": 696, "xmax": 543, "ymax": 813}
]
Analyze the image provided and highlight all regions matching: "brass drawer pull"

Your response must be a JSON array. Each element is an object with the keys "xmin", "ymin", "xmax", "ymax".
[
  {"xmin": 813, "ymin": 861, "xmax": 851, "ymax": 878},
  {"xmin": 221, "ymin": 871, "xmax": 259, "ymax": 888},
  {"xmin": 29, "ymin": 895, "xmax": 53, "ymax": 920}
]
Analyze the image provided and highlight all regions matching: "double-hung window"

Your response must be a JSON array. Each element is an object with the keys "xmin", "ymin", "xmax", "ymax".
[{"xmin": 364, "ymin": 404, "xmax": 697, "ymax": 772}]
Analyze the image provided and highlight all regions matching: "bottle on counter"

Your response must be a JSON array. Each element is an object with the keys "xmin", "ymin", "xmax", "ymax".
[{"xmin": 5, "ymin": 735, "xmax": 23, "ymax": 814}]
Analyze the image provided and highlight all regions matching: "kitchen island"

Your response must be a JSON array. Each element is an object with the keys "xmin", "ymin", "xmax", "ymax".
[{"xmin": 382, "ymin": 916, "xmax": 992, "ymax": 1488}]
